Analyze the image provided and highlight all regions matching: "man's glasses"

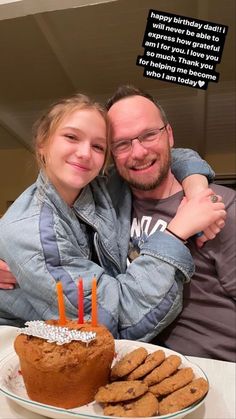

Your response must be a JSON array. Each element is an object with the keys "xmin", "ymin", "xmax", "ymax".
[{"xmin": 111, "ymin": 125, "xmax": 167, "ymax": 156}]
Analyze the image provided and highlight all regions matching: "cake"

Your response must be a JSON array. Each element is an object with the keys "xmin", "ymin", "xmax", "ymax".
[{"xmin": 14, "ymin": 320, "xmax": 115, "ymax": 409}]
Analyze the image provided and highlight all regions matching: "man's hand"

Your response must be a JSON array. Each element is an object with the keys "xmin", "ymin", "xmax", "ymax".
[
  {"xmin": 0, "ymin": 260, "xmax": 17, "ymax": 289},
  {"xmin": 195, "ymin": 218, "xmax": 225, "ymax": 248},
  {"xmin": 168, "ymin": 188, "xmax": 226, "ymax": 241},
  {"xmin": 182, "ymin": 175, "xmax": 226, "ymax": 247}
]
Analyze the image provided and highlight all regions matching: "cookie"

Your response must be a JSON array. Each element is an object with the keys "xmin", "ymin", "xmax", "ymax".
[
  {"xmin": 111, "ymin": 347, "xmax": 148, "ymax": 379},
  {"xmin": 149, "ymin": 367, "xmax": 194, "ymax": 397},
  {"xmin": 95, "ymin": 380, "xmax": 148, "ymax": 403},
  {"xmin": 159, "ymin": 377, "xmax": 209, "ymax": 415},
  {"xmin": 103, "ymin": 391, "xmax": 159, "ymax": 417},
  {"xmin": 127, "ymin": 350, "xmax": 165, "ymax": 380},
  {"xmin": 144, "ymin": 355, "xmax": 181, "ymax": 386}
]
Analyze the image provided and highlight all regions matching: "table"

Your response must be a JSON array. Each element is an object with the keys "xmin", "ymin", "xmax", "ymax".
[{"xmin": 0, "ymin": 326, "xmax": 235, "ymax": 419}]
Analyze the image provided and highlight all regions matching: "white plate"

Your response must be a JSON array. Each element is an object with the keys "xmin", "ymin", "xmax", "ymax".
[{"xmin": 0, "ymin": 338, "xmax": 209, "ymax": 419}]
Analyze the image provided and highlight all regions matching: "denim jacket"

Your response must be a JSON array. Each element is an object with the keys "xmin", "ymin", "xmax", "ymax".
[{"xmin": 0, "ymin": 148, "xmax": 214, "ymax": 341}]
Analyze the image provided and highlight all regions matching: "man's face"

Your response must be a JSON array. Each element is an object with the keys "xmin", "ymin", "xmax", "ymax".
[{"xmin": 108, "ymin": 96, "xmax": 174, "ymax": 192}]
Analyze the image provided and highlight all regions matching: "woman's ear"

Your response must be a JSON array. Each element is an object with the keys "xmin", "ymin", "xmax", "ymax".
[
  {"xmin": 38, "ymin": 146, "xmax": 46, "ymax": 166},
  {"xmin": 38, "ymin": 141, "xmax": 47, "ymax": 166},
  {"xmin": 40, "ymin": 154, "xmax": 46, "ymax": 165}
]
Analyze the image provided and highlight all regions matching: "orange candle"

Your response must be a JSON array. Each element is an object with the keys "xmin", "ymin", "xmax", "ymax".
[
  {"xmin": 78, "ymin": 277, "xmax": 84, "ymax": 324},
  {"xmin": 91, "ymin": 277, "xmax": 97, "ymax": 326},
  {"xmin": 56, "ymin": 281, "xmax": 66, "ymax": 326}
]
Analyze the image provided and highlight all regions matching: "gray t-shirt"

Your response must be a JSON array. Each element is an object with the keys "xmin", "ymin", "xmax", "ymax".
[{"xmin": 131, "ymin": 184, "xmax": 236, "ymax": 362}]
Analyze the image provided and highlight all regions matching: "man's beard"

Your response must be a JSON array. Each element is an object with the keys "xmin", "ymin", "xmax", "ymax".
[{"xmin": 117, "ymin": 147, "xmax": 171, "ymax": 191}]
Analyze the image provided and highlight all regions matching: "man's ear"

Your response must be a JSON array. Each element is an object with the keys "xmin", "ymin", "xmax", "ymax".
[{"xmin": 166, "ymin": 124, "xmax": 174, "ymax": 148}]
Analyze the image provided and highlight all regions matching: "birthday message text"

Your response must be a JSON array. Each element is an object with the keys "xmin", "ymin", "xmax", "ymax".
[{"xmin": 137, "ymin": 10, "xmax": 228, "ymax": 89}]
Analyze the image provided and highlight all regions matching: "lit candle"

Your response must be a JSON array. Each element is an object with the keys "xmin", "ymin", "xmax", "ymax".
[
  {"xmin": 78, "ymin": 277, "xmax": 84, "ymax": 324},
  {"xmin": 56, "ymin": 281, "xmax": 66, "ymax": 326},
  {"xmin": 91, "ymin": 276, "xmax": 97, "ymax": 326}
]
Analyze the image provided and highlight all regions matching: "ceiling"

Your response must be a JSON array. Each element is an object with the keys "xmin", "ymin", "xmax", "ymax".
[{"xmin": 0, "ymin": 0, "xmax": 235, "ymax": 175}]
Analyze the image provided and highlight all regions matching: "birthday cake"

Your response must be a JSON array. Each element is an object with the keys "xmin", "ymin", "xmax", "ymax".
[{"xmin": 14, "ymin": 320, "xmax": 115, "ymax": 409}]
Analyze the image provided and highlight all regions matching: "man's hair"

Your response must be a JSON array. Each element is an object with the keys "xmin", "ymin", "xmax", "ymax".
[{"xmin": 106, "ymin": 84, "xmax": 169, "ymax": 124}]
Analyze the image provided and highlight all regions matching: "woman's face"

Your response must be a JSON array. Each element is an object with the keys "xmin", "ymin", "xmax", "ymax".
[{"xmin": 41, "ymin": 108, "xmax": 107, "ymax": 205}]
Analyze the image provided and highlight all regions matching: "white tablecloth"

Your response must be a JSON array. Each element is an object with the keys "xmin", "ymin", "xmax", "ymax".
[{"xmin": 0, "ymin": 326, "xmax": 235, "ymax": 419}]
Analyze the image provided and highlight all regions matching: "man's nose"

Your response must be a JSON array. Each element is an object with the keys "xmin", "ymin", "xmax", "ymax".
[{"xmin": 129, "ymin": 139, "xmax": 149, "ymax": 159}]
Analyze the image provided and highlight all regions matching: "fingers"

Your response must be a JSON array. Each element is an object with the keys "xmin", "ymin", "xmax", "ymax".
[
  {"xmin": 208, "ymin": 194, "xmax": 225, "ymax": 214},
  {"xmin": 195, "ymin": 219, "xmax": 226, "ymax": 248},
  {"xmin": 0, "ymin": 261, "xmax": 17, "ymax": 289},
  {"xmin": 199, "ymin": 189, "xmax": 224, "ymax": 204},
  {"xmin": 204, "ymin": 225, "xmax": 220, "ymax": 239},
  {"xmin": 196, "ymin": 229, "xmax": 215, "ymax": 248},
  {"xmin": 196, "ymin": 235, "xmax": 207, "ymax": 248},
  {"xmin": 209, "ymin": 198, "xmax": 225, "ymax": 210},
  {"xmin": 202, "ymin": 222, "xmax": 224, "ymax": 240},
  {"xmin": 215, "ymin": 195, "xmax": 222, "ymax": 202},
  {"xmin": 202, "ymin": 188, "xmax": 222, "ymax": 199},
  {"xmin": 0, "ymin": 269, "xmax": 17, "ymax": 289},
  {"xmin": 215, "ymin": 209, "xmax": 226, "ymax": 220},
  {"xmin": 172, "ymin": 189, "xmax": 227, "ymax": 240},
  {"xmin": 0, "ymin": 259, "xmax": 10, "ymax": 271},
  {"xmin": 216, "ymin": 219, "xmax": 225, "ymax": 228},
  {"xmin": 0, "ymin": 282, "xmax": 15, "ymax": 289},
  {"xmin": 192, "ymin": 189, "xmax": 225, "ymax": 212}
]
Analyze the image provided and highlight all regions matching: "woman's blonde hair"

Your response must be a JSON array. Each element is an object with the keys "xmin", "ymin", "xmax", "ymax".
[{"xmin": 33, "ymin": 93, "xmax": 110, "ymax": 174}]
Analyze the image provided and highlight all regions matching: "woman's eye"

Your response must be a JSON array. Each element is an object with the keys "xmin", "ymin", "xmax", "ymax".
[
  {"xmin": 64, "ymin": 134, "xmax": 77, "ymax": 141},
  {"xmin": 93, "ymin": 144, "xmax": 106, "ymax": 153}
]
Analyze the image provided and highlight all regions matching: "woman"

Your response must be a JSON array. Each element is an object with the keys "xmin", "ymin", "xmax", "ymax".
[{"xmin": 0, "ymin": 93, "xmax": 225, "ymax": 340}]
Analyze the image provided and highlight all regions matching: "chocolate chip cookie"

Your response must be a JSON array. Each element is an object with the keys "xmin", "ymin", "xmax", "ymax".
[
  {"xmin": 103, "ymin": 391, "xmax": 158, "ymax": 417},
  {"xmin": 127, "ymin": 350, "xmax": 165, "ymax": 380},
  {"xmin": 144, "ymin": 355, "xmax": 181, "ymax": 386},
  {"xmin": 111, "ymin": 347, "xmax": 148, "ymax": 379},
  {"xmin": 95, "ymin": 380, "xmax": 148, "ymax": 403},
  {"xmin": 149, "ymin": 367, "xmax": 194, "ymax": 397},
  {"xmin": 159, "ymin": 377, "xmax": 209, "ymax": 415}
]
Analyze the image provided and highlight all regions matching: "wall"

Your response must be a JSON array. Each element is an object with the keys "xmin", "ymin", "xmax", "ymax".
[
  {"xmin": 0, "ymin": 148, "xmax": 37, "ymax": 216},
  {"xmin": 206, "ymin": 152, "xmax": 236, "ymax": 175}
]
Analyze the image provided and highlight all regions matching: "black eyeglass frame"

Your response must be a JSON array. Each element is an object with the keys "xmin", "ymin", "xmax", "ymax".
[{"xmin": 111, "ymin": 125, "xmax": 167, "ymax": 155}]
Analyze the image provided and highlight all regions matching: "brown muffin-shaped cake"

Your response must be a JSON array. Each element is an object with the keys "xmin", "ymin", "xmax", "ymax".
[{"xmin": 14, "ymin": 320, "xmax": 115, "ymax": 409}]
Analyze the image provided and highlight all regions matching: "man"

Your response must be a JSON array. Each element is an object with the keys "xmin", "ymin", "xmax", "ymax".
[{"xmin": 106, "ymin": 85, "xmax": 235, "ymax": 362}]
